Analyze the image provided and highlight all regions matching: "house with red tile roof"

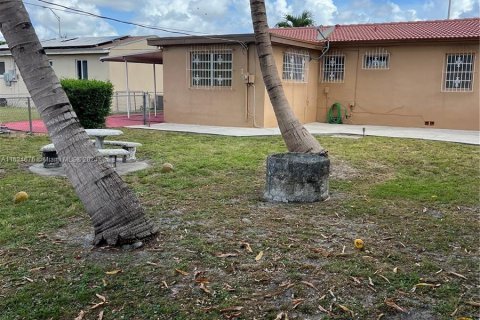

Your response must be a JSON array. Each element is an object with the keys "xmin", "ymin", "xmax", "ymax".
[{"xmin": 147, "ymin": 18, "xmax": 479, "ymax": 130}]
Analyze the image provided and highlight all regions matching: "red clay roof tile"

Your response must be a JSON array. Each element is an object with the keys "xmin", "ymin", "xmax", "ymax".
[{"xmin": 270, "ymin": 18, "xmax": 480, "ymax": 43}]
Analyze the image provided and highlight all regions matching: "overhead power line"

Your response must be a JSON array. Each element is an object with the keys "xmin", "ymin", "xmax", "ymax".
[{"xmin": 33, "ymin": 0, "xmax": 248, "ymax": 49}]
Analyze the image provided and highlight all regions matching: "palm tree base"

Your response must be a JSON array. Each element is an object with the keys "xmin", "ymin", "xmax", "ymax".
[
  {"xmin": 264, "ymin": 152, "xmax": 330, "ymax": 203},
  {"xmin": 93, "ymin": 218, "xmax": 159, "ymax": 246}
]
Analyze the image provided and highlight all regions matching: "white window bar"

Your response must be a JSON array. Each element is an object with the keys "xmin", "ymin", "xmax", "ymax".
[
  {"xmin": 442, "ymin": 52, "xmax": 475, "ymax": 92},
  {"xmin": 188, "ymin": 45, "xmax": 233, "ymax": 89},
  {"xmin": 322, "ymin": 52, "xmax": 345, "ymax": 83},
  {"xmin": 282, "ymin": 50, "xmax": 309, "ymax": 82},
  {"xmin": 363, "ymin": 48, "xmax": 390, "ymax": 69}
]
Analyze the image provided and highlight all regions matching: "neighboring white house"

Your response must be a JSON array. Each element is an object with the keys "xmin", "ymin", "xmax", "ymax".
[{"xmin": 0, "ymin": 35, "xmax": 163, "ymax": 109}]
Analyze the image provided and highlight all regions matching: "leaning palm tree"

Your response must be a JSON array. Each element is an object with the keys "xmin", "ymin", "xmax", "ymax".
[
  {"xmin": 0, "ymin": 0, "xmax": 158, "ymax": 246},
  {"xmin": 250, "ymin": 1, "xmax": 324, "ymax": 153},
  {"xmin": 276, "ymin": 10, "xmax": 315, "ymax": 28}
]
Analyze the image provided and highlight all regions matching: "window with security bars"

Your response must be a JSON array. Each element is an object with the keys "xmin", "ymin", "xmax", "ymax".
[
  {"xmin": 189, "ymin": 47, "xmax": 232, "ymax": 88},
  {"xmin": 322, "ymin": 53, "xmax": 345, "ymax": 82},
  {"xmin": 363, "ymin": 49, "xmax": 390, "ymax": 69},
  {"xmin": 442, "ymin": 53, "xmax": 475, "ymax": 92},
  {"xmin": 282, "ymin": 50, "xmax": 309, "ymax": 82}
]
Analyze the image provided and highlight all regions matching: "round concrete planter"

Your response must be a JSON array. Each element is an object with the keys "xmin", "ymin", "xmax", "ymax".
[{"xmin": 264, "ymin": 153, "xmax": 330, "ymax": 203}]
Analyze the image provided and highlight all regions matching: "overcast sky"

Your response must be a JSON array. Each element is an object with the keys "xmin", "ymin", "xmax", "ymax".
[{"xmin": 1, "ymin": 0, "xmax": 479, "ymax": 41}]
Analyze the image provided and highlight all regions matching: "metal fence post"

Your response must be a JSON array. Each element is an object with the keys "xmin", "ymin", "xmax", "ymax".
[
  {"xmin": 143, "ymin": 92, "xmax": 147, "ymax": 126},
  {"xmin": 27, "ymin": 97, "xmax": 33, "ymax": 135}
]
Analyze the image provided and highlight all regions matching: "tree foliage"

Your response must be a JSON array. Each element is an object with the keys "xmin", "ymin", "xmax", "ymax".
[{"xmin": 276, "ymin": 10, "xmax": 315, "ymax": 28}]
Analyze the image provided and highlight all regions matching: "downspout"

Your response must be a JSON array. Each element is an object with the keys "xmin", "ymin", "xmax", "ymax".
[{"xmin": 244, "ymin": 43, "xmax": 260, "ymax": 128}]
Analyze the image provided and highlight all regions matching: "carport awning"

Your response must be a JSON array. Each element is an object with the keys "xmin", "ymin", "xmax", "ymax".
[{"xmin": 100, "ymin": 50, "xmax": 163, "ymax": 64}]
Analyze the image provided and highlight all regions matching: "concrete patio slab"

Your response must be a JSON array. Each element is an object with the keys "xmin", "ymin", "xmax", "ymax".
[{"xmin": 127, "ymin": 122, "xmax": 480, "ymax": 145}]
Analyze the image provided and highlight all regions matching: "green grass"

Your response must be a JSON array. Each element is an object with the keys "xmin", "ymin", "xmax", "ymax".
[
  {"xmin": 0, "ymin": 130, "xmax": 478, "ymax": 320},
  {"xmin": 0, "ymin": 106, "xmax": 41, "ymax": 123}
]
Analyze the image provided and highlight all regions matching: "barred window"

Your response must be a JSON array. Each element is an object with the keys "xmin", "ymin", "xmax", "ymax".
[
  {"xmin": 189, "ymin": 46, "xmax": 232, "ymax": 88},
  {"xmin": 282, "ymin": 50, "xmax": 309, "ymax": 82},
  {"xmin": 442, "ymin": 53, "xmax": 475, "ymax": 92},
  {"xmin": 322, "ymin": 53, "xmax": 345, "ymax": 82},
  {"xmin": 363, "ymin": 48, "xmax": 390, "ymax": 69}
]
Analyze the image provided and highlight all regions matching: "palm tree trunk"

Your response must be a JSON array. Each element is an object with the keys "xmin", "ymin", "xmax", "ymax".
[
  {"xmin": 0, "ymin": 0, "xmax": 158, "ymax": 246},
  {"xmin": 250, "ymin": 0, "xmax": 325, "ymax": 154}
]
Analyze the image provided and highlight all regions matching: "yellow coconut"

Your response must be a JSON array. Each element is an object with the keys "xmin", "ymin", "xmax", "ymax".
[
  {"xmin": 14, "ymin": 191, "xmax": 29, "ymax": 204},
  {"xmin": 354, "ymin": 239, "xmax": 364, "ymax": 250},
  {"xmin": 161, "ymin": 163, "xmax": 174, "ymax": 173}
]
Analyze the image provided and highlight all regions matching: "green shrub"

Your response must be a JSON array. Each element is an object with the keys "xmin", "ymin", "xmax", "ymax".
[{"xmin": 60, "ymin": 79, "xmax": 113, "ymax": 128}]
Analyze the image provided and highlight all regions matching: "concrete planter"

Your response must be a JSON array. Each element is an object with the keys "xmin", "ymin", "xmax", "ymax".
[{"xmin": 264, "ymin": 153, "xmax": 330, "ymax": 203}]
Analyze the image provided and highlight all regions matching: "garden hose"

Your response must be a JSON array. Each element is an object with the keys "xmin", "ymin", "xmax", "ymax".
[{"xmin": 327, "ymin": 102, "xmax": 348, "ymax": 124}]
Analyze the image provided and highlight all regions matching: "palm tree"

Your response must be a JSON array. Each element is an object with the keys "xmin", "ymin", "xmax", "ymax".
[
  {"xmin": 250, "ymin": 0, "xmax": 325, "ymax": 153},
  {"xmin": 276, "ymin": 10, "xmax": 315, "ymax": 28},
  {"xmin": 0, "ymin": 0, "xmax": 158, "ymax": 246}
]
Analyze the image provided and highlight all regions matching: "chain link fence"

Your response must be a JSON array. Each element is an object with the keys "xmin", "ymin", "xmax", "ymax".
[
  {"xmin": 0, "ymin": 96, "xmax": 38, "ymax": 134},
  {"xmin": 0, "ymin": 91, "xmax": 164, "ymax": 134}
]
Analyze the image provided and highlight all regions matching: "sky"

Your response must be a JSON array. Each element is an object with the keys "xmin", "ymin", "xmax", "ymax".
[{"xmin": 1, "ymin": 0, "xmax": 479, "ymax": 41}]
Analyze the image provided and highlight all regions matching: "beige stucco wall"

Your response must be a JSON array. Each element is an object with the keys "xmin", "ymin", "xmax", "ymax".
[
  {"xmin": 161, "ymin": 43, "xmax": 265, "ymax": 127},
  {"xmin": 263, "ymin": 45, "xmax": 321, "ymax": 128},
  {"xmin": 0, "ymin": 52, "xmax": 109, "ymax": 99},
  {"xmin": 0, "ymin": 56, "xmax": 29, "ymax": 100},
  {"xmin": 318, "ymin": 42, "xmax": 479, "ymax": 130}
]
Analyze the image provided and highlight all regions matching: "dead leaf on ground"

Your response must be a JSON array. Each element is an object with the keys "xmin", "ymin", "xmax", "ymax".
[
  {"xmin": 385, "ymin": 298, "xmax": 407, "ymax": 313},
  {"xmin": 274, "ymin": 312, "xmax": 289, "ymax": 320},
  {"xmin": 97, "ymin": 310, "xmax": 104, "ymax": 320},
  {"xmin": 223, "ymin": 283, "xmax": 235, "ymax": 291},
  {"xmin": 220, "ymin": 306, "xmax": 243, "ymax": 313},
  {"xmin": 105, "ymin": 269, "xmax": 122, "ymax": 275},
  {"xmin": 255, "ymin": 251, "xmax": 264, "ymax": 261},
  {"xmin": 175, "ymin": 269, "xmax": 189, "ymax": 276},
  {"xmin": 300, "ymin": 281, "xmax": 317, "ymax": 290},
  {"xmin": 216, "ymin": 253, "xmax": 238, "ymax": 258},
  {"xmin": 74, "ymin": 310, "xmax": 85, "ymax": 320},
  {"xmin": 448, "ymin": 271, "xmax": 467, "ymax": 280},
  {"xmin": 318, "ymin": 304, "xmax": 334, "ymax": 316},
  {"xmin": 240, "ymin": 242, "xmax": 253, "ymax": 253},
  {"xmin": 292, "ymin": 298, "xmax": 304, "ymax": 309},
  {"xmin": 199, "ymin": 282, "xmax": 211, "ymax": 294},
  {"xmin": 310, "ymin": 247, "xmax": 331, "ymax": 257},
  {"xmin": 29, "ymin": 266, "xmax": 45, "ymax": 272},
  {"xmin": 466, "ymin": 300, "xmax": 480, "ymax": 307},
  {"xmin": 195, "ymin": 277, "xmax": 210, "ymax": 284},
  {"xmin": 337, "ymin": 304, "xmax": 354, "ymax": 317},
  {"xmin": 95, "ymin": 293, "xmax": 106, "ymax": 302},
  {"xmin": 91, "ymin": 302, "xmax": 105, "ymax": 310}
]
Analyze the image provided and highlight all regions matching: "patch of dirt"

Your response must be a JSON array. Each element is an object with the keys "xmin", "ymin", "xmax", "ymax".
[{"xmin": 329, "ymin": 158, "xmax": 360, "ymax": 180}]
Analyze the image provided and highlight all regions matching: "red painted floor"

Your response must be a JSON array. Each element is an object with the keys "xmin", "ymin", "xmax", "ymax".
[{"xmin": 3, "ymin": 113, "xmax": 164, "ymax": 134}]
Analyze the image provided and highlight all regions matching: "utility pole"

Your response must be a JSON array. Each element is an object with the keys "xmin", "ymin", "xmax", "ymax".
[{"xmin": 448, "ymin": 0, "xmax": 452, "ymax": 19}]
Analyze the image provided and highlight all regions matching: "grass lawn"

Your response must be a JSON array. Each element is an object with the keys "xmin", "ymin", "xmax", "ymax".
[
  {"xmin": 0, "ymin": 130, "xmax": 479, "ymax": 320},
  {"xmin": 0, "ymin": 106, "xmax": 41, "ymax": 123}
]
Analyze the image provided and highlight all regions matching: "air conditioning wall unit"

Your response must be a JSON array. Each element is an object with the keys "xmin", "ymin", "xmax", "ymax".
[{"xmin": 3, "ymin": 69, "xmax": 17, "ymax": 86}]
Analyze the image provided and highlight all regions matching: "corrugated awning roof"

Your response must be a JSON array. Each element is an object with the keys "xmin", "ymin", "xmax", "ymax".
[{"xmin": 100, "ymin": 50, "xmax": 163, "ymax": 64}]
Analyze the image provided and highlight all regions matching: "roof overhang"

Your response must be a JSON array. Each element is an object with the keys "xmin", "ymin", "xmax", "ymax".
[
  {"xmin": 147, "ymin": 34, "xmax": 255, "ymax": 47},
  {"xmin": 148, "ymin": 33, "xmax": 324, "ymax": 51},
  {"xmin": 100, "ymin": 50, "xmax": 163, "ymax": 64},
  {"xmin": 330, "ymin": 37, "xmax": 480, "ymax": 47}
]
